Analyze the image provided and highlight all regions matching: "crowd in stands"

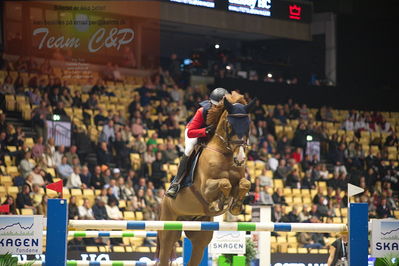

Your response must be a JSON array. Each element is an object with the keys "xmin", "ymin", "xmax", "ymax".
[{"xmin": 0, "ymin": 54, "xmax": 398, "ymax": 251}]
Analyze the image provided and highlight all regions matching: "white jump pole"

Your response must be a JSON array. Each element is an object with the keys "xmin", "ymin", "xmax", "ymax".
[{"xmin": 69, "ymin": 220, "xmax": 347, "ymax": 233}]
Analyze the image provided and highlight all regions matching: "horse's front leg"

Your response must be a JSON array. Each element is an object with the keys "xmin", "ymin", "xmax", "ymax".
[
  {"xmin": 229, "ymin": 178, "xmax": 251, "ymax": 215},
  {"xmin": 203, "ymin": 178, "xmax": 232, "ymax": 212}
]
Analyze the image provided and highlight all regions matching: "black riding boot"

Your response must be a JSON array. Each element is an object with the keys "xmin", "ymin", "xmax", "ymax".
[{"xmin": 166, "ymin": 155, "xmax": 189, "ymax": 198}]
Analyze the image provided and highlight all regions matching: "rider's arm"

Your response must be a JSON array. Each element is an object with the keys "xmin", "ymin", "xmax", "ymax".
[{"xmin": 187, "ymin": 108, "xmax": 207, "ymax": 138}]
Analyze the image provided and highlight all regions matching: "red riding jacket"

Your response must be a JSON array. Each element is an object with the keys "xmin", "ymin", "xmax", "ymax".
[{"xmin": 186, "ymin": 107, "xmax": 207, "ymax": 138}]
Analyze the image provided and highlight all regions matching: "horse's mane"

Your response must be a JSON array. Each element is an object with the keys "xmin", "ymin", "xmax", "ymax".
[{"xmin": 206, "ymin": 91, "xmax": 247, "ymax": 126}]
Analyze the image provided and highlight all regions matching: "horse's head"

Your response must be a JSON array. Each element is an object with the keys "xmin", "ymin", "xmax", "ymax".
[{"xmin": 216, "ymin": 96, "xmax": 256, "ymax": 167}]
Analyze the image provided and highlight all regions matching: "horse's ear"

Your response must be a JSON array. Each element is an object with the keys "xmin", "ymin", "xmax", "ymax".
[
  {"xmin": 245, "ymin": 98, "xmax": 257, "ymax": 113},
  {"xmin": 224, "ymin": 97, "xmax": 233, "ymax": 113}
]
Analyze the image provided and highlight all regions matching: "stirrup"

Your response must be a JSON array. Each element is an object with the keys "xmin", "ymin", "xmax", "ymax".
[{"xmin": 166, "ymin": 183, "xmax": 181, "ymax": 198}]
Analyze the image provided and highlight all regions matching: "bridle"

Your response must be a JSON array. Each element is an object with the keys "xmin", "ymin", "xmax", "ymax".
[{"xmin": 211, "ymin": 113, "xmax": 250, "ymax": 166}]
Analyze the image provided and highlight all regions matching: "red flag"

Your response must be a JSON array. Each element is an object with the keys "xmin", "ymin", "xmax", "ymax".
[
  {"xmin": 46, "ymin": 180, "xmax": 63, "ymax": 198},
  {"xmin": 0, "ymin": 204, "xmax": 10, "ymax": 213}
]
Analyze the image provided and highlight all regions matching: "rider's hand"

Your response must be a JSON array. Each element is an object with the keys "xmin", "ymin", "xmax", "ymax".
[{"xmin": 205, "ymin": 125, "xmax": 215, "ymax": 135}]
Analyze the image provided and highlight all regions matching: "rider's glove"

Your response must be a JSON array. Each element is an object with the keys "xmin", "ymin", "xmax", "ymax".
[{"xmin": 205, "ymin": 125, "xmax": 215, "ymax": 135}]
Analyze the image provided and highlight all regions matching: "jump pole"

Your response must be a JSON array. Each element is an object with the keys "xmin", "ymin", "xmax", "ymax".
[
  {"xmin": 44, "ymin": 200, "xmax": 368, "ymax": 265},
  {"xmin": 69, "ymin": 220, "xmax": 347, "ymax": 232}
]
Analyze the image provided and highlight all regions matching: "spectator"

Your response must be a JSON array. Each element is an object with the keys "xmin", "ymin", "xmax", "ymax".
[
  {"xmin": 271, "ymin": 204, "xmax": 283, "ymax": 222},
  {"xmin": 84, "ymin": 93, "xmax": 99, "ymax": 109},
  {"xmin": 78, "ymin": 198, "xmax": 94, "ymax": 220},
  {"xmin": 72, "ymin": 91, "xmax": 83, "ymax": 108},
  {"xmin": 132, "ymin": 189, "xmax": 147, "ymax": 211},
  {"xmin": 94, "ymin": 108, "xmax": 108, "ymax": 126},
  {"xmin": 53, "ymin": 145, "xmax": 65, "ymax": 166},
  {"xmin": 327, "ymin": 232, "xmax": 348, "ymax": 266},
  {"xmin": 16, "ymin": 184, "xmax": 35, "ymax": 211},
  {"xmin": 79, "ymin": 165, "xmax": 92, "ymax": 188},
  {"xmin": 36, "ymin": 195, "xmax": 48, "ymax": 216},
  {"xmin": 2, "ymin": 195, "xmax": 18, "ymax": 215},
  {"xmin": 24, "ymin": 174, "xmax": 34, "ymax": 192},
  {"xmin": 134, "ymin": 177, "xmax": 147, "ymax": 193},
  {"xmin": 30, "ymin": 165, "xmax": 45, "ymax": 186},
  {"xmin": 384, "ymin": 131, "xmax": 398, "ymax": 147},
  {"xmin": 56, "ymin": 156, "xmax": 73, "ymax": 180},
  {"xmin": 32, "ymin": 136, "xmax": 45, "ymax": 159},
  {"xmin": 282, "ymin": 205, "xmax": 300, "ymax": 222},
  {"xmin": 151, "ymin": 152, "xmax": 167, "ymax": 189},
  {"xmin": 316, "ymin": 196, "xmax": 330, "ymax": 218},
  {"xmin": 291, "ymin": 147, "xmax": 303, "ymax": 163},
  {"xmin": 99, "ymin": 119, "xmax": 115, "ymax": 144},
  {"xmin": 272, "ymin": 188, "xmax": 287, "ymax": 206},
  {"xmin": 97, "ymin": 142, "xmax": 113, "ymax": 166},
  {"xmin": 333, "ymin": 143, "xmax": 347, "ymax": 175},
  {"xmin": 274, "ymin": 159, "xmax": 291, "ymax": 181},
  {"xmin": 0, "ymin": 75, "xmax": 15, "ymax": 95},
  {"xmin": 386, "ymin": 189, "xmax": 398, "ymax": 210},
  {"xmin": 114, "ymin": 176, "xmax": 127, "ymax": 200},
  {"xmin": 286, "ymin": 168, "xmax": 301, "ymax": 188},
  {"xmin": 131, "ymin": 118, "xmax": 145, "ymax": 137},
  {"xmin": 376, "ymin": 198, "xmax": 393, "ymax": 218},
  {"xmin": 313, "ymin": 186, "xmax": 326, "ymax": 204},
  {"xmin": 31, "ymin": 102, "xmax": 49, "ymax": 138},
  {"xmin": 42, "ymin": 146, "xmax": 56, "ymax": 168},
  {"xmin": 106, "ymin": 198, "xmax": 123, "ymax": 220},
  {"xmin": 66, "ymin": 166, "xmax": 82, "ymax": 189},
  {"xmin": 297, "ymin": 231, "xmax": 324, "ymax": 249},
  {"xmin": 113, "ymin": 132, "xmax": 130, "ymax": 169},
  {"xmin": 60, "ymin": 88, "xmax": 73, "ymax": 107},
  {"xmin": 53, "ymin": 101, "xmax": 68, "ymax": 117},
  {"xmin": 74, "ymin": 127, "xmax": 92, "ymax": 162},
  {"xmin": 92, "ymin": 197, "xmax": 109, "ymax": 220},
  {"xmin": 144, "ymin": 188, "xmax": 158, "ymax": 220},
  {"xmin": 298, "ymin": 205, "xmax": 312, "ymax": 222},
  {"xmin": 68, "ymin": 196, "xmax": 79, "ymax": 220},
  {"xmin": 90, "ymin": 165, "xmax": 105, "ymax": 189},
  {"xmin": 301, "ymin": 170, "xmax": 316, "ymax": 189},
  {"xmin": 163, "ymin": 141, "xmax": 178, "ymax": 163},
  {"xmin": 29, "ymin": 88, "xmax": 42, "ymax": 106},
  {"xmin": 65, "ymin": 145, "xmax": 80, "ymax": 166},
  {"xmin": 19, "ymin": 151, "xmax": 35, "ymax": 178}
]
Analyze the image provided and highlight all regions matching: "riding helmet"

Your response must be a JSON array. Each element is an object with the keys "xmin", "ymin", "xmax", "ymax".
[{"xmin": 210, "ymin": 87, "xmax": 228, "ymax": 105}]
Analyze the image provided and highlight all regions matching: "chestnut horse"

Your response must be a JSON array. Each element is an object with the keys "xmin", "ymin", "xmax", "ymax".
[{"xmin": 157, "ymin": 92, "xmax": 255, "ymax": 266}]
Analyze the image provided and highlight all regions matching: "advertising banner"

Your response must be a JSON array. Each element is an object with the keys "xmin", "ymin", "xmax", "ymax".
[
  {"xmin": 371, "ymin": 219, "xmax": 399, "ymax": 258},
  {"xmin": 208, "ymin": 231, "xmax": 246, "ymax": 255},
  {"xmin": 0, "ymin": 215, "xmax": 43, "ymax": 255},
  {"xmin": 4, "ymin": 1, "xmax": 160, "ymax": 70}
]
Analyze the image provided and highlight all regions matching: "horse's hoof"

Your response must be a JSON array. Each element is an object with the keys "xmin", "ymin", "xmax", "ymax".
[
  {"xmin": 230, "ymin": 203, "xmax": 242, "ymax": 216},
  {"xmin": 209, "ymin": 201, "xmax": 220, "ymax": 212}
]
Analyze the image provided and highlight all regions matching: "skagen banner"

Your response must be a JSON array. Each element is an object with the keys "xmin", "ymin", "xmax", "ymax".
[
  {"xmin": 0, "ymin": 215, "xmax": 43, "ymax": 255},
  {"xmin": 3, "ymin": 1, "xmax": 160, "ymax": 69},
  {"xmin": 371, "ymin": 219, "xmax": 399, "ymax": 258}
]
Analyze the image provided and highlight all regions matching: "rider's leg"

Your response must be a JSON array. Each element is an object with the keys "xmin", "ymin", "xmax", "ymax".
[{"xmin": 166, "ymin": 129, "xmax": 197, "ymax": 198}]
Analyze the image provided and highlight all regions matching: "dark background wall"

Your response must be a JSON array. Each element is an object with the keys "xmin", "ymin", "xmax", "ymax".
[{"xmin": 217, "ymin": 78, "xmax": 399, "ymax": 111}]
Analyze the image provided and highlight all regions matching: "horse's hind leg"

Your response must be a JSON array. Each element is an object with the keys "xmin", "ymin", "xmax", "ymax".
[
  {"xmin": 230, "ymin": 178, "xmax": 251, "ymax": 215},
  {"xmin": 185, "ymin": 230, "xmax": 213, "ymax": 266},
  {"xmin": 158, "ymin": 199, "xmax": 181, "ymax": 266}
]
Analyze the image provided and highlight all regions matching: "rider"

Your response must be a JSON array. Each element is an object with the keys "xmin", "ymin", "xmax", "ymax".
[{"xmin": 165, "ymin": 87, "xmax": 228, "ymax": 198}]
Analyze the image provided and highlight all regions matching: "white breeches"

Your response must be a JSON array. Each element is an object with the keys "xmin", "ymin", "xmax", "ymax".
[{"xmin": 184, "ymin": 128, "xmax": 198, "ymax": 156}]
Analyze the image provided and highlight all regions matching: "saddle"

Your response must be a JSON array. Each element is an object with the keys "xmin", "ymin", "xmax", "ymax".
[{"xmin": 179, "ymin": 144, "xmax": 203, "ymax": 189}]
